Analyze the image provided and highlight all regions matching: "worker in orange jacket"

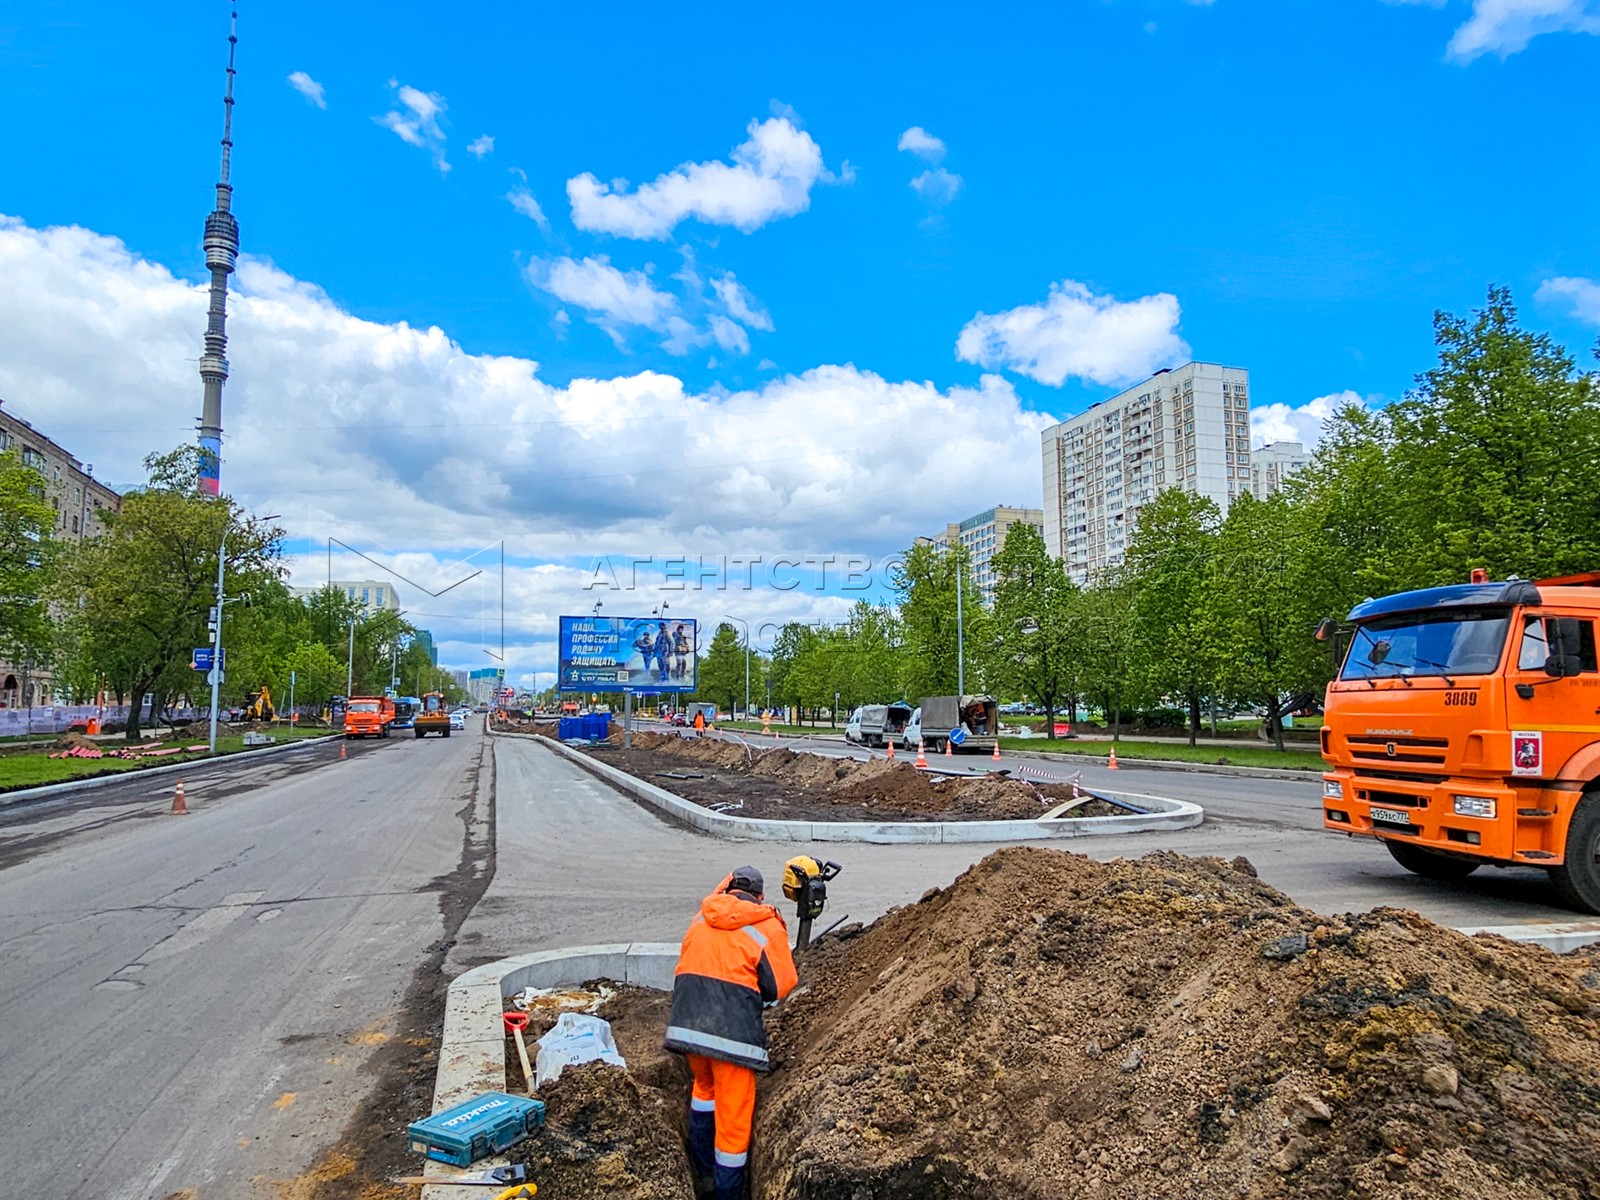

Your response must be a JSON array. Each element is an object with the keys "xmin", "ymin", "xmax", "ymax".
[{"xmin": 665, "ymin": 867, "xmax": 798, "ymax": 1200}]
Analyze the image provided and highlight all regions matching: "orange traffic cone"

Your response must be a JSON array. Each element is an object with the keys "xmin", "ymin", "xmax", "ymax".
[
  {"xmin": 991, "ymin": 741, "xmax": 1002, "ymax": 763},
  {"xmin": 915, "ymin": 739, "xmax": 928, "ymax": 769},
  {"xmin": 339, "ymin": 740, "xmax": 347, "ymax": 761},
  {"xmin": 886, "ymin": 738, "xmax": 895, "ymax": 760},
  {"xmin": 171, "ymin": 777, "xmax": 188, "ymax": 815},
  {"xmin": 943, "ymin": 740, "xmax": 953, "ymax": 758},
  {"xmin": 1107, "ymin": 747, "xmax": 1120, "ymax": 770}
]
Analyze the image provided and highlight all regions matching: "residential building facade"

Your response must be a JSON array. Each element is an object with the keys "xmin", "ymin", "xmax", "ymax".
[
  {"xmin": 290, "ymin": 579, "xmax": 402, "ymax": 615},
  {"xmin": 0, "ymin": 398, "xmax": 123, "ymax": 707},
  {"xmin": 927, "ymin": 506, "xmax": 1046, "ymax": 605},
  {"xmin": 1251, "ymin": 440, "xmax": 1311, "ymax": 499},
  {"xmin": 1040, "ymin": 362, "xmax": 1252, "ymax": 584}
]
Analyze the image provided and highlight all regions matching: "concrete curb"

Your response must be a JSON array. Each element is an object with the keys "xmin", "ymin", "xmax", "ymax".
[
  {"xmin": 1456, "ymin": 920, "xmax": 1600, "ymax": 953},
  {"xmin": 422, "ymin": 943, "xmax": 677, "ymax": 1200},
  {"xmin": 503, "ymin": 728, "xmax": 1204, "ymax": 843},
  {"xmin": 997, "ymin": 748, "xmax": 1320, "ymax": 782},
  {"xmin": 0, "ymin": 733, "xmax": 340, "ymax": 807}
]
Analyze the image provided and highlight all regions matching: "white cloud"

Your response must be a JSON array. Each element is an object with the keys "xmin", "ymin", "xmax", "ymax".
[
  {"xmin": 507, "ymin": 185, "xmax": 551, "ymax": 232},
  {"xmin": 287, "ymin": 71, "xmax": 326, "ymax": 109},
  {"xmin": 1537, "ymin": 275, "xmax": 1600, "ymax": 325},
  {"xmin": 566, "ymin": 117, "xmax": 842, "ymax": 239},
  {"xmin": 910, "ymin": 168, "xmax": 963, "ymax": 205},
  {"xmin": 0, "ymin": 214, "xmax": 1051, "ymax": 599},
  {"xmin": 897, "ymin": 126, "xmax": 947, "ymax": 163},
  {"xmin": 1250, "ymin": 390, "xmax": 1365, "ymax": 448},
  {"xmin": 527, "ymin": 255, "xmax": 677, "ymax": 345},
  {"xmin": 468, "ymin": 134, "xmax": 495, "ymax": 159},
  {"xmin": 955, "ymin": 280, "xmax": 1189, "ymax": 387},
  {"xmin": 1446, "ymin": 0, "xmax": 1600, "ymax": 60},
  {"xmin": 709, "ymin": 273, "xmax": 774, "ymax": 332},
  {"xmin": 376, "ymin": 82, "xmax": 450, "ymax": 172}
]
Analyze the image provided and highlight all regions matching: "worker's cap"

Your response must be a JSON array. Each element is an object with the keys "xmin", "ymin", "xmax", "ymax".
[{"xmin": 726, "ymin": 866, "xmax": 764, "ymax": 897}]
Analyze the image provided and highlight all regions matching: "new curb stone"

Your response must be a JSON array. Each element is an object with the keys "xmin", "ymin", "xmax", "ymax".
[
  {"xmin": 495, "ymin": 727, "xmax": 1205, "ymax": 843},
  {"xmin": 421, "ymin": 943, "xmax": 677, "ymax": 1200}
]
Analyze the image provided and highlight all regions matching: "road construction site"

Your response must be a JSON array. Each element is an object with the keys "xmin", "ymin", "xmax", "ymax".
[{"xmin": 1, "ymin": 718, "xmax": 1597, "ymax": 1198}]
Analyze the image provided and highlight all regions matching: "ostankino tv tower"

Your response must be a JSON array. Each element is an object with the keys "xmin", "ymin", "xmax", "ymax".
[{"xmin": 195, "ymin": 9, "xmax": 240, "ymax": 497}]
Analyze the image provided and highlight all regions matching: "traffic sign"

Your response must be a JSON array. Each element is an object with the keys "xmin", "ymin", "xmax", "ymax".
[
  {"xmin": 948, "ymin": 727, "xmax": 966, "ymax": 747},
  {"xmin": 192, "ymin": 647, "xmax": 227, "ymax": 671}
]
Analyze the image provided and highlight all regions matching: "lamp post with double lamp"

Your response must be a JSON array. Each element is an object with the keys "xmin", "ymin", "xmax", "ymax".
[
  {"xmin": 208, "ymin": 513, "xmax": 279, "ymax": 754},
  {"xmin": 724, "ymin": 614, "xmax": 751, "ymax": 725}
]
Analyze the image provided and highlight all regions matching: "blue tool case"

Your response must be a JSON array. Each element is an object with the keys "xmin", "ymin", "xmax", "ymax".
[{"xmin": 407, "ymin": 1092, "xmax": 546, "ymax": 1167}]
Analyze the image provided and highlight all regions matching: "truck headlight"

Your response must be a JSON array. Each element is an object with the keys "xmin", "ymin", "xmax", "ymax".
[
  {"xmin": 1323, "ymin": 779, "xmax": 1344, "ymax": 798},
  {"xmin": 1451, "ymin": 795, "xmax": 1495, "ymax": 818}
]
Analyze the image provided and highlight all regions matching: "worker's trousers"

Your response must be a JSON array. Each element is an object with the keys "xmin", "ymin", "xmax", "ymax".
[{"xmin": 687, "ymin": 1054, "xmax": 756, "ymax": 1200}]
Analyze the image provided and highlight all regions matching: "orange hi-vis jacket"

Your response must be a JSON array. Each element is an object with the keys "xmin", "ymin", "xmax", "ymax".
[{"xmin": 664, "ymin": 880, "xmax": 799, "ymax": 1071}]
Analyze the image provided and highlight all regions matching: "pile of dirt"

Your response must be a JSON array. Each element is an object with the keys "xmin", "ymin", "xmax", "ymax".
[
  {"xmin": 756, "ymin": 847, "xmax": 1600, "ymax": 1199},
  {"xmin": 571, "ymin": 731, "xmax": 1107, "ymax": 822},
  {"xmin": 53, "ymin": 731, "xmax": 98, "ymax": 750},
  {"xmin": 507, "ymin": 985, "xmax": 693, "ymax": 1200}
]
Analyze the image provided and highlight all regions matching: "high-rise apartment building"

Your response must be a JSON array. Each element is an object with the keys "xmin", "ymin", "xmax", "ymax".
[
  {"xmin": 1040, "ymin": 362, "xmax": 1252, "ymax": 584},
  {"xmin": 1252, "ymin": 441, "xmax": 1311, "ymax": 499},
  {"xmin": 926, "ymin": 506, "xmax": 1046, "ymax": 605}
]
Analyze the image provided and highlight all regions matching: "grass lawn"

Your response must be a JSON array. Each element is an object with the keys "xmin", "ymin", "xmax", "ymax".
[
  {"xmin": 0, "ymin": 728, "xmax": 335, "ymax": 793},
  {"xmin": 1000, "ymin": 736, "xmax": 1327, "ymax": 772},
  {"xmin": 718, "ymin": 720, "xmax": 842, "ymax": 736}
]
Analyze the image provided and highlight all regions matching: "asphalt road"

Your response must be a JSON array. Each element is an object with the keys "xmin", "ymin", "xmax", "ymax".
[
  {"xmin": 1, "ymin": 720, "xmax": 1586, "ymax": 1200},
  {"xmin": 0, "ymin": 727, "xmax": 489, "ymax": 1200}
]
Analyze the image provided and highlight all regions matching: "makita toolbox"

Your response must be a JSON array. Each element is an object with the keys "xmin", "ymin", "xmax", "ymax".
[{"xmin": 407, "ymin": 1092, "xmax": 545, "ymax": 1167}]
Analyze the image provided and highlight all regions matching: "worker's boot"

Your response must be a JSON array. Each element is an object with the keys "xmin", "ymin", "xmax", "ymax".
[{"xmin": 688, "ymin": 1104, "xmax": 715, "ymax": 1192}]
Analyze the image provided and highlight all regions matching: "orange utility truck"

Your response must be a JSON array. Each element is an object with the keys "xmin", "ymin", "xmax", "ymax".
[
  {"xmin": 1320, "ymin": 571, "xmax": 1600, "ymax": 912},
  {"xmin": 413, "ymin": 691, "xmax": 451, "ymax": 738},
  {"xmin": 344, "ymin": 696, "xmax": 397, "ymax": 738}
]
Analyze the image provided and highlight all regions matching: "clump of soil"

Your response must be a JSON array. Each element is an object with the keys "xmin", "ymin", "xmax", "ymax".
[
  {"xmin": 553, "ymin": 729, "xmax": 1116, "ymax": 822},
  {"xmin": 756, "ymin": 847, "xmax": 1600, "ymax": 1200},
  {"xmin": 53, "ymin": 731, "xmax": 98, "ymax": 750},
  {"xmin": 506, "ymin": 985, "xmax": 693, "ymax": 1200}
]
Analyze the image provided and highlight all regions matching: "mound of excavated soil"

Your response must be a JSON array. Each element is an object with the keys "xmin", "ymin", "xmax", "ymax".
[
  {"xmin": 756, "ymin": 847, "xmax": 1600, "ymax": 1200},
  {"xmin": 576, "ymin": 731, "xmax": 1093, "ymax": 822},
  {"xmin": 507, "ymin": 985, "xmax": 693, "ymax": 1200}
]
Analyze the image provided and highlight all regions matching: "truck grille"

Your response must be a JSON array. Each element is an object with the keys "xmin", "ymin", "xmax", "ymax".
[
  {"xmin": 1346, "ymin": 735, "xmax": 1448, "ymax": 765},
  {"xmin": 1357, "ymin": 788, "xmax": 1429, "ymax": 810}
]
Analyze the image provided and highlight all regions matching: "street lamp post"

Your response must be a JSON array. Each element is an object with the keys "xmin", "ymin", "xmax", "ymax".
[
  {"xmin": 207, "ymin": 513, "xmax": 278, "ymax": 754},
  {"xmin": 956, "ymin": 548, "xmax": 965, "ymax": 697},
  {"xmin": 725, "ymin": 614, "xmax": 751, "ymax": 724},
  {"xmin": 345, "ymin": 617, "xmax": 356, "ymax": 698}
]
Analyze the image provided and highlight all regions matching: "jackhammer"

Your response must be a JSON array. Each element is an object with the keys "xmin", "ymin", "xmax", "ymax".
[{"xmin": 783, "ymin": 856, "xmax": 843, "ymax": 951}]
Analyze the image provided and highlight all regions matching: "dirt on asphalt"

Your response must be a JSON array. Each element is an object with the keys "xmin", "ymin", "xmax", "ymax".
[
  {"xmin": 755, "ymin": 846, "xmax": 1600, "ymax": 1199},
  {"xmin": 510, "ymin": 726, "xmax": 1117, "ymax": 822}
]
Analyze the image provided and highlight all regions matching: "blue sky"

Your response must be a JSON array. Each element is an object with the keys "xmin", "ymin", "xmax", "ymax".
[{"xmin": 1, "ymin": 0, "xmax": 1596, "ymax": 681}]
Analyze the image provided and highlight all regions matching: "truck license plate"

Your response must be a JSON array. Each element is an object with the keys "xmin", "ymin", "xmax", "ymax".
[{"xmin": 1370, "ymin": 806, "xmax": 1411, "ymax": 825}]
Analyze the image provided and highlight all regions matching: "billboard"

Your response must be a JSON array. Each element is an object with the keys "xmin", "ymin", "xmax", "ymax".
[{"xmin": 559, "ymin": 616, "xmax": 698, "ymax": 693}]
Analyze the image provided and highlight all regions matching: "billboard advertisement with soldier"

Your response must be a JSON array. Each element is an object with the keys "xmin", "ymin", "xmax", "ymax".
[{"xmin": 558, "ymin": 616, "xmax": 698, "ymax": 692}]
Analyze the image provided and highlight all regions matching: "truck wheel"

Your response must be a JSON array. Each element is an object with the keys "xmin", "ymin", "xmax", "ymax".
[
  {"xmin": 1385, "ymin": 839, "xmax": 1481, "ymax": 881},
  {"xmin": 443, "ymin": 729, "xmax": 451, "ymax": 738},
  {"xmin": 1551, "ymin": 793, "xmax": 1600, "ymax": 915},
  {"xmin": 415, "ymin": 728, "xmax": 424, "ymax": 739}
]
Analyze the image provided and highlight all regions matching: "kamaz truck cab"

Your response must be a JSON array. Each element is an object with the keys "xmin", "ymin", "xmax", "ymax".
[{"xmin": 1320, "ymin": 571, "xmax": 1600, "ymax": 912}]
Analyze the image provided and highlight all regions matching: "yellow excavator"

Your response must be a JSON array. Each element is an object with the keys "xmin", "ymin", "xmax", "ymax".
[{"xmin": 244, "ymin": 687, "xmax": 276, "ymax": 722}]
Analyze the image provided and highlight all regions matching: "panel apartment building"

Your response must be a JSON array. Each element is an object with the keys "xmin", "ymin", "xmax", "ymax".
[
  {"xmin": 926, "ymin": 506, "xmax": 1046, "ymax": 605},
  {"xmin": 1040, "ymin": 362, "xmax": 1253, "ymax": 584}
]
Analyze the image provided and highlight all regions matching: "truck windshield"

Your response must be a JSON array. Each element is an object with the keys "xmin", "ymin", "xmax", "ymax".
[
  {"xmin": 1340, "ymin": 610, "xmax": 1510, "ymax": 680},
  {"xmin": 349, "ymin": 701, "xmax": 378, "ymax": 713}
]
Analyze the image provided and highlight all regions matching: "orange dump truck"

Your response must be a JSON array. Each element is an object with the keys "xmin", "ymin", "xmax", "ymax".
[
  {"xmin": 1321, "ymin": 571, "xmax": 1600, "ymax": 912},
  {"xmin": 344, "ymin": 696, "xmax": 396, "ymax": 739},
  {"xmin": 414, "ymin": 692, "xmax": 451, "ymax": 738}
]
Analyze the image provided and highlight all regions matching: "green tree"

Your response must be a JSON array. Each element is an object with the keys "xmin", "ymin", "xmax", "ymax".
[
  {"xmin": 1070, "ymin": 569, "xmax": 1142, "ymax": 741},
  {"xmin": 1384, "ymin": 287, "xmax": 1600, "ymax": 585},
  {"xmin": 1122, "ymin": 489, "xmax": 1222, "ymax": 744},
  {"xmin": 52, "ymin": 449, "xmax": 283, "ymax": 741},
  {"xmin": 0, "ymin": 448, "xmax": 58, "ymax": 670},
  {"xmin": 893, "ymin": 540, "xmax": 991, "ymax": 700},
  {"xmin": 988, "ymin": 523, "xmax": 1076, "ymax": 736},
  {"xmin": 698, "ymin": 623, "xmax": 747, "ymax": 716},
  {"xmin": 1208, "ymin": 493, "xmax": 1334, "ymax": 750}
]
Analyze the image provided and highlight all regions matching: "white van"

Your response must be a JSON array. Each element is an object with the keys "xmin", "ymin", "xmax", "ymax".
[{"xmin": 844, "ymin": 707, "xmax": 863, "ymax": 744}]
